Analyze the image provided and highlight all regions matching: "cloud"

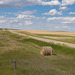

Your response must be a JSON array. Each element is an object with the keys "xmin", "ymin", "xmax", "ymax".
[
  {"xmin": 0, "ymin": 20, "xmax": 6, "ymax": 23},
  {"xmin": 0, "ymin": 16, "xmax": 6, "ymax": 24},
  {"xmin": 69, "ymin": 12, "xmax": 75, "ymax": 14},
  {"xmin": 47, "ymin": 17, "xmax": 75, "ymax": 24},
  {"xmin": 0, "ymin": 0, "xmax": 42, "ymax": 8},
  {"xmin": 25, "ymin": 20, "xmax": 33, "ymax": 25},
  {"xmin": 55, "ymin": 26, "xmax": 69, "ymax": 29},
  {"xmin": 0, "ymin": 16, "xmax": 5, "ymax": 18},
  {"xmin": 42, "ymin": 0, "xmax": 61, "ymax": 5},
  {"xmin": 59, "ymin": 6, "xmax": 68, "ymax": 10},
  {"xmin": 16, "ymin": 10, "xmax": 37, "ymax": 19},
  {"xmin": 16, "ymin": 10, "xmax": 45, "ymax": 19},
  {"xmin": 0, "ymin": 1, "xmax": 4, "ymax": 4},
  {"xmin": 62, "ymin": 0, "xmax": 75, "ymax": 6},
  {"xmin": 18, "ymin": 20, "xmax": 33, "ymax": 25},
  {"xmin": 17, "ymin": 14, "xmax": 35, "ymax": 19},
  {"xmin": 62, "ymin": 21, "xmax": 75, "ymax": 24},
  {"xmin": 17, "ymin": 10, "xmax": 37, "ymax": 15},
  {"xmin": 43, "ymin": 9, "xmax": 62, "ymax": 15},
  {"xmin": 0, "ymin": 10, "xmax": 46, "ymax": 27},
  {"xmin": 1, "ymin": 0, "xmax": 75, "ymax": 8},
  {"xmin": 16, "ymin": 14, "xmax": 45, "ymax": 20},
  {"xmin": 0, "ymin": 16, "xmax": 33, "ymax": 26},
  {"xmin": 0, "ymin": 0, "xmax": 61, "ymax": 8}
]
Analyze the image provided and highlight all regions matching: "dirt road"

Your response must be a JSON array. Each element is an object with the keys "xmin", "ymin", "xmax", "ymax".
[{"xmin": 9, "ymin": 30, "xmax": 75, "ymax": 48}]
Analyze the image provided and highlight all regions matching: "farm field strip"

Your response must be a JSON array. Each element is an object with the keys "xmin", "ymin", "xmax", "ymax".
[
  {"xmin": 9, "ymin": 30, "xmax": 75, "ymax": 48},
  {"xmin": 13, "ymin": 30, "xmax": 75, "ymax": 44},
  {"xmin": 20, "ymin": 30, "xmax": 75, "ymax": 36},
  {"xmin": 39, "ymin": 35, "xmax": 75, "ymax": 44}
]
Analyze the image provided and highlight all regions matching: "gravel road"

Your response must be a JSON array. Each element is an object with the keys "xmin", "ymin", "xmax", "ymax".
[{"xmin": 9, "ymin": 30, "xmax": 75, "ymax": 48}]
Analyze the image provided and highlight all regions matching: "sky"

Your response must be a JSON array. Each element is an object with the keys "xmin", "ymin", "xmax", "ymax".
[{"xmin": 0, "ymin": 0, "xmax": 75, "ymax": 32}]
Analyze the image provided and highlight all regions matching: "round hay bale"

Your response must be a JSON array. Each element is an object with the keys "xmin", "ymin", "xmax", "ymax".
[{"xmin": 40, "ymin": 46, "xmax": 54, "ymax": 56}]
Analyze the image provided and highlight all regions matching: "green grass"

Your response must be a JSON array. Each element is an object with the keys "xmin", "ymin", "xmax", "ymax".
[
  {"xmin": 36, "ymin": 34, "xmax": 75, "ymax": 44},
  {"xmin": 15, "ymin": 30, "xmax": 37, "ymax": 37},
  {"xmin": 0, "ymin": 29, "xmax": 75, "ymax": 75},
  {"xmin": 43, "ymin": 36, "xmax": 75, "ymax": 44},
  {"xmin": 19, "ymin": 38, "xmax": 75, "ymax": 56},
  {"xmin": 14, "ymin": 30, "xmax": 75, "ymax": 44},
  {"xmin": 37, "ymin": 34, "xmax": 75, "ymax": 37}
]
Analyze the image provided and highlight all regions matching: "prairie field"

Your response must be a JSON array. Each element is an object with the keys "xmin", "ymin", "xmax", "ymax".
[
  {"xmin": 13, "ymin": 30, "xmax": 75, "ymax": 44},
  {"xmin": 20, "ymin": 30, "xmax": 75, "ymax": 36},
  {"xmin": 0, "ymin": 29, "xmax": 75, "ymax": 75}
]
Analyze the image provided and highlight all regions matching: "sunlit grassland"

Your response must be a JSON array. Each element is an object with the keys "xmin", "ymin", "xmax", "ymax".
[
  {"xmin": 37, "ymin": 34, "xmax": 75, "ymax": 44},
  {"xmin": 14, "ymin": 30, "xmax": 75, "ymax": 44},
  {"xmin": 0, "ymin": 29, "xmax": 75, "ymax": 75}
]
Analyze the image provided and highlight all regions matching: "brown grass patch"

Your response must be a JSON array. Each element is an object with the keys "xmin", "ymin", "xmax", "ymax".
[{"xmin": 19, "ymin": 30, "xmax": 75, "ymax": 36}]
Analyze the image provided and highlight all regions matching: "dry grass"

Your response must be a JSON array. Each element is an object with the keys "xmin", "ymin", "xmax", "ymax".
[
  {"xmin": 19, "ymin": 30, "xmax": 75, "ymax": 36},
  {"xmin": 13, "ymin": 30, "xmax": 75, "ymax": 44}
]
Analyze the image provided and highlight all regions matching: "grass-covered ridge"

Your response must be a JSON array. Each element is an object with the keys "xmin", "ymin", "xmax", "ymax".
[{"xmin": 0, "ymin": 29, "xmax": 75, "ymax": 75}]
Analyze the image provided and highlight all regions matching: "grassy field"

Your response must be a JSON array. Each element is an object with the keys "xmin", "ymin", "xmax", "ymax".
[
  {"xmin": 19, "ymin": 30, "xmax": 75, "ymax": 36},
  {"xmin": 0, "ymin": 29, "xmax": 75, "ymax": 75},
  {"xmin": 37, "ymin": 34, "xmax": 75, "ymax": 44},
  {"xmin": 14, "ymin": 30, "xmax": 75, "ymax": 44}
]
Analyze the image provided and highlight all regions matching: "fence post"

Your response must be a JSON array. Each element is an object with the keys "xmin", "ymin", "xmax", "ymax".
[{"xmin": 13, "ymin": 60, "xmax": 17, "ymax": 75}]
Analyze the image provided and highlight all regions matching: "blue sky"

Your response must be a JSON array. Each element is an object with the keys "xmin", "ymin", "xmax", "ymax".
[{"xmin": 0, "ymin": 0, "xmax": 75, "ymax": 32}]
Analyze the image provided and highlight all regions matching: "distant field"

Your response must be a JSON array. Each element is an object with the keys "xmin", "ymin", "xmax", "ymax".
[
  {"xmin": 13, "ymin": 30, "xmax": 75, "ymax": 44},
  {"xmin": 20, "ymin": 30, "xmax": 75, "ymax": 36},
  {"xmin": 0, "ymin": 29, "xmax": 75, "ymax": 75}
]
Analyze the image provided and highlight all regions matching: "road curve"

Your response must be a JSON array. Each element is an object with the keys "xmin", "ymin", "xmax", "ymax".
[{"xmin": 9, "ymin": 30, "xmax": 75, "ymax": 48}]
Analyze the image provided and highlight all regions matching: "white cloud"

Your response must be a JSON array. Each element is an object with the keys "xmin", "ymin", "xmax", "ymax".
[
  {"xmin": 15, "ymin": 10, "xmax": 46, "ymax": 20},
  {"xmin": 47, "ymin": 17, "xmax": 75, "ymax": 24},
  {"xmin": 0, "ymin": 16, "xmax": 6, "ymax": 24},
  {"xmin": 16, "ymin": 14, "xmax": 45, "ymax": 20},
  {"xmin": 0, "ymin": 1, "xmax": 4, "ymax": 4},
  {"xmin": 59, "ymin": 6, "xmax": 68, "ymax": 10},
  {"xmin": 0, "ymin": 0, "xmax": 75, "ymax": 9},
  {"xmin": 18, "ymin": 10, "xmax": 37, "ymax": 15},
  {"xmin": 17, "ymin": 14, "xmax": 35, "ymax": 19},
  {"xmin": 0, "ymin": 16, "xmax": 5, "ymax": 18},
  {"xmin": 0, "ymin": 0, "xmax": 61, "ymax": 8},
  {"xmin": 25, "ymin": 20, "xmax": 33, "ymax": 25},
  {"xmin": 0, "ymin": 10, "xmax": 46, "ymax": 27},
  {"xmin": 62, "ymin": 21, "xmax": 75, "ymax": 24},
  {"xmin": 62, "ymin": 0, "xmax": 75, "ymax": 6},
  {"xmin": 17, "ymin": 11, "xmax": 45, "ymax": 19},
  {"xmin": 43, "ymin": 9, "xmax": 62, "ymax": 15},
  {"xmin": 55, "ymin": 26, "xmax": 60, "ymax": 29},
  {"xmin": 0, "ymin": 0, "xmax": 42, "ymax": 8},
  {"xmin": 55, "ymin": 26, "xmax": 69, "ymax": 29},
  {"xmin": 42, "ymin": 0, "xmax": 61, "ymax": 5},
  {"xmin": 0, "ymin": 20, "xmax": 6, "ymax": 23},
  {"xmin": 69, "ymin": 12, "xmax": 75, "ymax": 14}
]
